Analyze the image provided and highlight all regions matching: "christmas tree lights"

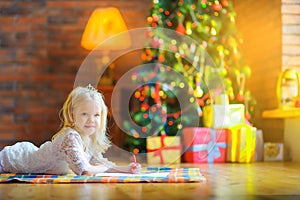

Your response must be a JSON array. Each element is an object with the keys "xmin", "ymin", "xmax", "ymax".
[{"xmin": 123, "ymin": 0, "xmax": 256, "ymax": 153}]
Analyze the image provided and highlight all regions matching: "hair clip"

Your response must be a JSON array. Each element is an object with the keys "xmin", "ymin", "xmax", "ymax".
[{"xmin": 86, "ymin": 84, "xmax": 98, "ymax": 92}]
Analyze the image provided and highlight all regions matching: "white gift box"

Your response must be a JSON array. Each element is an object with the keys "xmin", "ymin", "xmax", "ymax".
[{"xmin": 203, "ymin": 104, "xmax": 245, "ymax": 128}]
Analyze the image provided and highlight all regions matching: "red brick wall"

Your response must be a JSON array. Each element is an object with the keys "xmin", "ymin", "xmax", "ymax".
[
  {"xmin": 0, "ymin": 0, "xmax": 151, "ymax": 148},
  {"xmin": 0, "ymin": 0, "xmax": 292, "ymax": 149},
  {"xmin": 282, "ymin": 0, "xmax": 300, "ymax": 69}
]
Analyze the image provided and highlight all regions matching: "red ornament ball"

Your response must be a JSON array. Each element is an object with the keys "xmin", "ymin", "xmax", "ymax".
[
  {"xmin": 176, "ymin": 23, "xmax": 186, "ymax": 35},
  {"xmin": 213, "ymin": 3, "xmax": 222, "ymax": 11}
]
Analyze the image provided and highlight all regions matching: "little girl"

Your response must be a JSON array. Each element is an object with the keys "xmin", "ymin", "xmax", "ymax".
[{"xmin": 0, "ymin": 84, "xmax": 141, "ymax": 175}]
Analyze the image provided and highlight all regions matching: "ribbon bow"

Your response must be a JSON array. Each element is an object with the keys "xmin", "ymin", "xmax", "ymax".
[
  {"xmin": 187, "ymin": 129, "xmax": 226, "ymax": 163},
  {"xmin": 148, "ymin": 134, "xmax": 182, "ymax": 164}
]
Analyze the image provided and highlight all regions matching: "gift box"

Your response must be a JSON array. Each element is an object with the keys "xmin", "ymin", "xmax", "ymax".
[
  {"xmin": 255, "ymin": 129, "xmax": 264, "ymax": 161},
  {"xmin": 203, "ymin": 104, "xmax": 245, "ymax": 128},
  {"xmin": 226, "ymin": 124, "xmax": 256, "ymax": 163},
  {"xmin": 146, "ymin": 135, "xmax": 181, "ymax": 164},
  {"xmin": 264, "ymin": 143, "xmax": 284, "ymax": 161},
  {"xmin": 182, "ymin": 127, "xmax": 227, "ymax": 163}
]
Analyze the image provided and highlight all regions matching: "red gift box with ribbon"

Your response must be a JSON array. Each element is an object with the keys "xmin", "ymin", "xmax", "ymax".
[
  {"xmin": 146, "ymin": 134, "xmax": 182, "ymax": 164},
  {"xmin": 183, "ymin": 127, "xmax": 228, "ymax": 163}
]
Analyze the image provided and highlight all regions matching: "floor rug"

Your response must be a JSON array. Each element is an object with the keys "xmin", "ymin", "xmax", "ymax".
[{"xmin": 0, "ymin": 167, "xmax": 206, "ymax": 184}]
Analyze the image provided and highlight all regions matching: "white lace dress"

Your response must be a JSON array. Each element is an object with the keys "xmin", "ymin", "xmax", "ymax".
[{"xmin": 0, "ymin": 127, "xmax": 115, "ymax": 175}]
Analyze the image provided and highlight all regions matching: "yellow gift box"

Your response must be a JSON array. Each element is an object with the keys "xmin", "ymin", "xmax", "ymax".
[
  {"xmin": 146, "ymin": 135, "xmax": 182, "ymax": 164},
  {"xmin": 226, "ymin": 124, "xmax": 256, "ymax": 163},
  {"xmin": 203, "ymin": 104, "xmax": 245, "ymax": 128}
]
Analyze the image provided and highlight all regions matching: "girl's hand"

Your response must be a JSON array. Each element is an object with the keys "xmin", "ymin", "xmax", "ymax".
[
  {"xmin": 129, "ymin": 162, "xmax": 142, "ymax": 174},
  {"xmin": 82, "ymin": 171, "xmax": 94, "ymax": 176}
]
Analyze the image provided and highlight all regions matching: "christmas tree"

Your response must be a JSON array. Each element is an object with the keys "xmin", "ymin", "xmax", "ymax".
[{"xmin": 123, "ymin": 0, "xmax": 255, "ymax": 154}]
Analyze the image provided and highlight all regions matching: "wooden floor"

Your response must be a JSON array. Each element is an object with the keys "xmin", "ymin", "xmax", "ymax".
[{"xmin": 1, "ymin": 162, "xmax": 300, "ymax": 200}]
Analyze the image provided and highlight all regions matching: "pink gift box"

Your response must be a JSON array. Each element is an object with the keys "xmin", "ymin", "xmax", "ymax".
[{"xmin": 183, "ymin": 127, "xmax": 228, "ymax": 163}]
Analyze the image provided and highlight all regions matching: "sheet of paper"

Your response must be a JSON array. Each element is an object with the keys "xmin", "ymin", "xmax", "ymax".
[{"xmin": 95, "ymin": 172, "xmax": 169, "ymax": 178}]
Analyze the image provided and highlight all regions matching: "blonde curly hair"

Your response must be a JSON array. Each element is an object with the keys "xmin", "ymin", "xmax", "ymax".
[{"xmin": 53, "ymin": 85, "xmax": 111, "ymax": 154}]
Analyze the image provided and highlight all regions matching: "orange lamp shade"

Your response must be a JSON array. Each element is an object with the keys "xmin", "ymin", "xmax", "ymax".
[{"xmin": 81, "ymin": 7, "xmax": 131, "ymax": 50}]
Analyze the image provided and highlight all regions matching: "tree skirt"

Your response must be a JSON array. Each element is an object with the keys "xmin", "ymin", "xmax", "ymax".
[{"xmin": 0, "ymin": 168, "xmax": 205, "ymax": 184}]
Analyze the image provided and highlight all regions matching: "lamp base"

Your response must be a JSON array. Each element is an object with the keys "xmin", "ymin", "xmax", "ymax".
[
  {"xmin": 96, "ymin": 56, "xmax": 115, "ymax": 86},
  {"xmin": 99, "ymin": 76, "xmax": 114, "ymax": 86}
]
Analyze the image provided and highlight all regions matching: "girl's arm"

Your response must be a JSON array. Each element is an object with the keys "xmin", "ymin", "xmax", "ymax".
[
  {"xmin": 59, "ymin": 130, "xmax": 141, "ymax": 175},
  {"xmin": 105, "ymin": 162, "xmax": 141, "ymax": 174},
  {"xmin": 82, "ymin": 162, "xmax": 141, "ymax": 176},
  {"xmin": 89, "ymin": 153, "xmax": 142, "ymax": 175},
  {"xmin": 81, "ymin": 164, "xmax": 109, "ymax": 175}
]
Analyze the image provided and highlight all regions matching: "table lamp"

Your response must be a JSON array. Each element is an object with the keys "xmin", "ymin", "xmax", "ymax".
[
  {"xmin": 276, "ymin": 69, "xmax": 300, "ymax": 109},
  {"xmin": 81, "ymin": 7, "xmax": 131, "ymax": 85}
]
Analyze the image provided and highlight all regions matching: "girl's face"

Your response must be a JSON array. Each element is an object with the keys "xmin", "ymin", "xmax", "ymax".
[{"xmin": 73, "ymin": 99, "xmax": 101, "ymax": 137}]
